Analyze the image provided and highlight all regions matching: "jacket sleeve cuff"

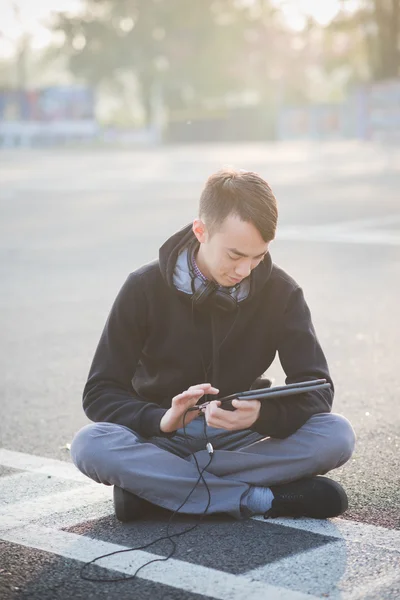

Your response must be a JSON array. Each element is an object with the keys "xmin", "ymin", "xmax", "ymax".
[
  {"xmin": 137, "ymin": 405, "xmax": 177, "ymax": 438},
  {"xmin": 251, "ymin": 390, "xmax": 332, "ymax": 439},
  {"xmin": 251, "ymin": 400, "xmax": 309, "ymax": 439}
]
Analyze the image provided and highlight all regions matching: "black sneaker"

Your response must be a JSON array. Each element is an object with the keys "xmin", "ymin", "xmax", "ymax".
[
  {"xmin": 113, "ymin": 486, "xmax": 152, "ymax": 522},
  {"xmin": 265, "ymin": 476, "xmax": 348, "ymax": 520}
]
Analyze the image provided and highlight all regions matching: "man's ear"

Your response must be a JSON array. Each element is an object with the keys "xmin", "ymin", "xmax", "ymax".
[{"xmin": 192, "ymin": 218, "xmax": 207, "ymax": 243}]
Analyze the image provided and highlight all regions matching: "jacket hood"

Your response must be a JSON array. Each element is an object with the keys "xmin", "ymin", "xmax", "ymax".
[{"xmin": 159, "ymin": 222, "xmax": 273, "ymax": 303}]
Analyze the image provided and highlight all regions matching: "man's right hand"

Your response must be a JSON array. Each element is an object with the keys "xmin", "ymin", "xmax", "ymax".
[{"xmin": 159, "ymin": 383, "xmax": 219, "ymax": 433}]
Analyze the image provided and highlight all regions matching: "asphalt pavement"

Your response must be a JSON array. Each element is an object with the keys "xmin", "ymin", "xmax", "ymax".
[{"xmin": 0, "ymin": 141, "xmax": 399, "ymax": 599}]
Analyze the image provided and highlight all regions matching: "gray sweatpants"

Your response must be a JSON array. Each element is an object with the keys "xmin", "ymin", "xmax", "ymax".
[{"xmin": 71, "ymin": 413, "xmax": 356, "ymax": 519}]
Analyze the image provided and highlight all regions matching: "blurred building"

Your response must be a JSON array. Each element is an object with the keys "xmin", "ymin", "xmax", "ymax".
[
  {"xmin": 277, "ymin": 79, "xmax": 400, "ymax": 142},
  {"xmin": 0, "ymin": 85, "xmax": 98, "ymax": 146},
  {"xmin": 1, "ymin": 79, "xmax": 400, "ymax": 146}
]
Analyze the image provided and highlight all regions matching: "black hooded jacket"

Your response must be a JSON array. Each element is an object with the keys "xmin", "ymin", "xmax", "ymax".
[{"xmin": 82, "ymin": 224, "xmax": 334, "ymax": 439}]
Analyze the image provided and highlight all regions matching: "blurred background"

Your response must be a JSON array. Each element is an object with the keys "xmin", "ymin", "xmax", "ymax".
[{"xmin": 0, "ymin": 0, "xmax": 399, "ymax": 146}]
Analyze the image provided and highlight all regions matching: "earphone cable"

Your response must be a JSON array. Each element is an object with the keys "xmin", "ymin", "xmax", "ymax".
[{"xmin": 79, "ymin": 408, "xmax": 214, "ymax": 583}]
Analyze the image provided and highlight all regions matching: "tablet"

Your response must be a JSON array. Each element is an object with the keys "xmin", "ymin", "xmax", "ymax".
[{"xmin": 189, "ymin": 379, "xmax": 331, "ymax": 412}]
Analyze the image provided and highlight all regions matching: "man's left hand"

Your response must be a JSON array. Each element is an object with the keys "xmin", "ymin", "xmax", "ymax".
[{"xmin": 203, "ymin": 399, "xmax": 261, "ymax": 430}]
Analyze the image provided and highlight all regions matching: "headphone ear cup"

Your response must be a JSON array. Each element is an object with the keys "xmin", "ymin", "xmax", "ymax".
[
  {"xmin": 213, "ymin": 290, "xmax": 238, "ymax": 312},
  {"xmin": 192, "ymin": 282, "xmax": 238, "ymax": 313},
  {"xmin": 191, "ymin": 281, "xmax": 216, "ymax": 307}
]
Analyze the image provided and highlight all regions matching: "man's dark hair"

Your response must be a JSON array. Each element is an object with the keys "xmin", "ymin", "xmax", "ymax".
[{"xmin": 199, "ymin": 168, "xmax": 278, "ymax": 242}]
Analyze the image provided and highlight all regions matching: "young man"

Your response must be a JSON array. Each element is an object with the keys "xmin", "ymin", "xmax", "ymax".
[{"xmin": 71, "ymin": 168, "xmax": 355, "ymax": 522}]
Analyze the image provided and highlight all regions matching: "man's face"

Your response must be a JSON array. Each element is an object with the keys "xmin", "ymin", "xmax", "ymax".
[{"xmin": 193, "ymin": 214, "xmax": 270, "ymax": 287}]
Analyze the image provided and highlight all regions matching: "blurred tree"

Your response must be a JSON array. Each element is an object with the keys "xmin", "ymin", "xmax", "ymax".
[
  {"xmin": 49, "ymin": 0, "xmax": 250, "ymax": 125},
  {"xmin": 329, "ymin": 0, "xmax": 400, "ymax": 81},
  {"xmin": 0, "ymin": 2, "xmax": 31, "ymax": 90},
  {"xmin": 47, "ymin": 0, "xmax": 357, "ymax": 130}
]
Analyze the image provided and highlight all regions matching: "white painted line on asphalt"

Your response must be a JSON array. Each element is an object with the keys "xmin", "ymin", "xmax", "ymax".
[
  {"xmin": 252, "ymin": 515, "xmax": 400, "ymax": 553},
  {"xmin": 0, "ymin": 524, "xmax": 320, "ymax": 600},
  {"xmin": 277, "ymin": 227, "xmax": 400, "ymax": 246},
  {"xmin": 247, "ymin": 542, "xmax": 346, "ymax": 597},
  {"xmin": 0, "ymin": 448, "xmax": 89, "ymax": 483},
  {"xmin": 0, "ymin": 471, "xmax": 89, "ymax": 507},
  {"xmin": 38, "ymin": 502, "xmax": 114, "ymax": 530},
  {"xmin": 0, "ymin": 484, "xmax": 111, "ymax": 532},
  {"xmin": 1, "ymin": 447, "xmax": 399, "ymax": 553},
  {"xmin": 322, "ymin": 213, "xmax": 400, "ymax": 231},
  {"xmin": 345, "ymin": 571, "xmax": 400, "ymax": 600},
  {"xmin": 1, "ymin": 447, "xmax": 399, "ymax": 598},
  {"xmin": 247, "ymin": 539, "xmax": 400, "ymax": 599},
  {"xmin": 4, "ymin": 177, "xmax": 205, "ymax": 192}
]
